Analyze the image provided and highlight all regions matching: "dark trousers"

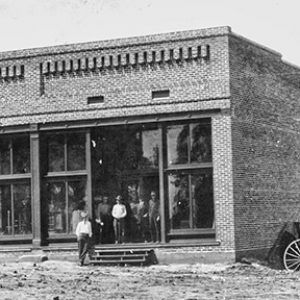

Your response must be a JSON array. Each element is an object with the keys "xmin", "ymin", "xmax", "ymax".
[
  {"xmin": 78, "ymin": 233, "xmax": 90, "ymax": 265},
  {"xmin": 113, "ymin": 218, "xmax": 125, "ymax": 243},
  {"xmin": 149, "ymin": 217, "xmax": 160, "ymax": 242}
]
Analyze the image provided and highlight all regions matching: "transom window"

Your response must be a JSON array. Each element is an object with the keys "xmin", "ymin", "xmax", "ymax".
[{"xmin": 47, "ymin": 132, "xmax": 86, "ymax": 173}]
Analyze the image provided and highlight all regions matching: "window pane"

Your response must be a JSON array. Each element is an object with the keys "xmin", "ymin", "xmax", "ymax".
[
  {"xmin": 167, "ymin": 125, "xmax": 189, "ymax": 165},
  {"xmin": 192, "ymin": 172, "xmax": 214, "ymax": 228},
  {"xmin": 67, "ymin": 133, "xmax": 86, "ymax": 171},
  {"xmin": 48, "ymin": 135, "xmax": 65, "ymax": 172},
  {"xmin": 140, "ymin": 130, "xmax": 159, "ymax": 168},
  {"xmin": 0, "ymin": 185, "xmax": 12, "ymax": 235},
  {"xmin": 13, "ymin": 183, "xmax": 31, "ymax": 234},
  {"xmin": 68, "ymin": 180, "xmax": 87, "ymax": 234},
  {"xmin": 191, "ymin": 123, "xmax": 212, "ymax": 163},
  {"xmin": 48, "ymin": 182, "xmax": 66, "ymax": 234},
  {"xmin": 13, "ymin": 135, "xmax": 31, "ymax": 174},
  {"xmin": 168, "ymin": 172, "xmax": 190, "ymax": 229},
  {"xmin": 0, "ymin": 137, "xmax": 10, "ymax": 175}
]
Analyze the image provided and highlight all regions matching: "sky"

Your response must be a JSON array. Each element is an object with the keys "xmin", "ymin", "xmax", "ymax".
[{"xmin": 1, "ymin": 0, "xmax": 300, "ymax": 66}]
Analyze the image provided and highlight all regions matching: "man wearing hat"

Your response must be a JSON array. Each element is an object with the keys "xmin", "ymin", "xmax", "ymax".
[{"xmin": 75, "ymin": 211, "xmax": 92, "ymax": 266}]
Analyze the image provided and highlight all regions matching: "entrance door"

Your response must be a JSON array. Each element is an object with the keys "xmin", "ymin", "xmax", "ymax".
[{"xmin": 91, "ymin": 124, "xmax": 160, "ymax": 244}]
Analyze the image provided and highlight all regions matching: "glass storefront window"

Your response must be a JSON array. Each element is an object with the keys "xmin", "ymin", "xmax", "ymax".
[
  {"xmin": 191, "ymin": 172, "xmax": 214, "ymax": 228},
  {"xmin": 48, "ymin": 135, "xmax": 65, "ymax": 172},
  {"xmin": 140, "ymin": 130, "xmax": 159, "ymax": 168},
  {"xmin": 67, "ymin": 133, "xmax": 86, "ymax": 171},
  {"xmin": 46, "ymin": 180, "xmax": 87, "ymax": 235},
  {"xmin": 168, "ymin": 172, "xmax": 190, "ymax": 229},
  {"xmin": 0, "ymin": 138, "xmax": 10, "ymax": 175},
  {"xmin": 191, "ymin": 123, "xmax": 212, "ymax": 163},
  {"xmin": 48, "ymin": 182, "xmax": 66, "ymax": 233},
  {"xmin": 0, "ymin": 183, "xmax": 31, "ymax": 235},
  {"xmin": 0, "ymin": 185, "xmax": 11, "ymax": 235},
  {"xmin": 13, "ymin": 184, "xmax": 31, "ymax": 234},
  {"xmin": 68, "ymin": 180, "xmax": 87, "ymax": 233},
  {"xmin": 0, "ymin": 135, "xmax": 30, "ymax": 175},
  {"xmin": 167, "ymin": 125, "xmax": 189, "ymax": 165},
  {"xmin": 13, "ymin": 136, "xmax": 31, "ymax": 174},
  {"xmin": 168, "ymin": 171, "xmax": 214, "ymax": 230},
  {"xmin": 47, "ymin": 132, "xmax": 86, "ymax": 173}
]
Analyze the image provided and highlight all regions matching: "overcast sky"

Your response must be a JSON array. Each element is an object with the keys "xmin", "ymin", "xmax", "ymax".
[{"xmin": 1, "ymin": 0, "xmax": 300, "ymax": 66}]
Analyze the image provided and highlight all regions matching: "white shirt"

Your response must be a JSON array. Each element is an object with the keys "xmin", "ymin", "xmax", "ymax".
[
  {"xmin": 75, "ymin": 220, "xmax": 92, "ymax": 237},
  {"xmin": 112, "ymin": 203, "xmax": 127, "ymax": 219}
]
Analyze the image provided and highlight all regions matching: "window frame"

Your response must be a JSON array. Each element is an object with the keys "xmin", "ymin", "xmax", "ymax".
[
  {"xmin": 0, "ymin": 134, "xmax": 32, "ymax": 239},
  {"xmin": 163, "ymin": 119, "xmax": 214, "ymax": 237}
]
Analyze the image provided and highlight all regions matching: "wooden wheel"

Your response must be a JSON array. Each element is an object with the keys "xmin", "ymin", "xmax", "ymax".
[{"xmin": 283, "ymin": 239, "xmax": 300, "ymax": 271}]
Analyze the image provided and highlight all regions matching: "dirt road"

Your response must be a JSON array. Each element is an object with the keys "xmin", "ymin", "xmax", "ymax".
[{"xmin": 0, "ymin": 260, "xmax": 299, "ymax": 299}]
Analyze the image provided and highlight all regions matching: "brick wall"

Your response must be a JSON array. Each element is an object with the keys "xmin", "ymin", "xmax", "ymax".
[
  {"xmin": 0, "ymin": 28, "xmax": 230, "ymax": 127},
  {"xmin": 229, "ymin": 34, "xmax": 300, "ymax": 259}
]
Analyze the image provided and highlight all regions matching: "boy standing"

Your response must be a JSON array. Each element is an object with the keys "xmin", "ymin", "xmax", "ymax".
[
  {"xmin": 75, "ymin": 211, "xmax": 92, "ymax": 266},
  {"xmin": 112, "ymin": 195, "xmax": 127, "ymax": 244}
]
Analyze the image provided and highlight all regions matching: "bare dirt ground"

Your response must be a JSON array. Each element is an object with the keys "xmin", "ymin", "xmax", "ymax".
[{"xmin": 0, "ymin": 260, "xmax": 299, "ymax": 300}]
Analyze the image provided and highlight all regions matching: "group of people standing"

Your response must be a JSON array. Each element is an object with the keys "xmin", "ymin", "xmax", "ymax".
[
  {"xmin": 95, "ymin": 191, "xmax": 160, "ymax": 244},
  {"xmin": 74, "ymin": 191, "xmax": 160, "ymax": 266}
]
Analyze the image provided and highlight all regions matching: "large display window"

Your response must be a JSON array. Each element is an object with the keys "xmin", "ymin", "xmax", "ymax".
[
  {"xmin": 165, "ymin": 120, "xmax": 214, "ymax": 235},
  {"xmin": 0, "ymin": 134, "xmax": 31, "ymax": 237},
  {"xmin": 41, "ymin": 132, "xmax": 87, "ymax": 239}
]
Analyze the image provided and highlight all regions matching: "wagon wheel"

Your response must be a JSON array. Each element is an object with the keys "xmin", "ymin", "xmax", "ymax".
[{"xmin": 283, "ymin": 239, "xmax": 300, "ymax": 271}]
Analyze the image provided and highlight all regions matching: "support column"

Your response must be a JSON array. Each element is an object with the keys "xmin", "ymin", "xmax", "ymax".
[
  {"xmin": 30, "ymin": 125, "xmax": 41, "ymax": 248},
  {"xmin": 85, "ymin": 130, "xmax": 92, "ymax": 217},
  {"xmin": 158, "ymin": 125, "xmax": 166, "ymax": 243}
]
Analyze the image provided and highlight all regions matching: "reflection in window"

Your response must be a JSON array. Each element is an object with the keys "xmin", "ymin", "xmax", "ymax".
[
  {"xmin": 191, "ymin": 123, "xmax": 212, "ymax": 163},
  {"xmin": 0, "ymin": 138, "xmax": 10, "ymax": 175},
  {"xmin": 48, "ymin": 135, "xmax": 64, "ymax": 172},
  {"xmin": 191, "ymin": 173, "xmax": 214, "ymax": 228},
  {"xmin": 48, "ymin": 182, "xmax": 66, "ymax": 233},
  {"xmin": 47, "ymin": 180, "xmax": 87, "ymax": 235},
  {"xmin": 13, "ymin": 136, "xmax": 31, "ymax": 174},
  {"xmin": 68, "ymin": 180, "xmax": 87, "ymax": 233},
  {"xmin": 0, "ymin": 183, "xmax": 31, "ymax": 235},
  {"xmin": 167, "ymin": 125, "xmax": 188, "ymax": 165},
  {"xmin": 140, "ymin": 130, "xmax": 159, "ymax": 168},
  {"xmin": 13, "ymin": 184, "xmax": 31, "ymax": 234},
  {"xmin": 0, "ymin": 185, "xmax": 11, "ymax": 235},
  {"xmin": 168, "ymin": 173, "xmax": 190, "ymax": 229},
  {"xmin": 168, "ymin": 171, "xmax": 214, "ymax": 230},
  {"xmin": 67, "ymin": 133, "xmax": 86, "ymax": 171}
]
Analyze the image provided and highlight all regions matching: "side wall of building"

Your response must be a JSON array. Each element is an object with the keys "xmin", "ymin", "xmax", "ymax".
[{"xmin": 229, "ymin": 35, "xmax": 300, "ymax": 260}]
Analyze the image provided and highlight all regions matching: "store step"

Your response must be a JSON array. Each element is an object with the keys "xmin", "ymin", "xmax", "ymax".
[{"xmin": 89, "ymin": 248, "xmax": 157, "ymax": 266}]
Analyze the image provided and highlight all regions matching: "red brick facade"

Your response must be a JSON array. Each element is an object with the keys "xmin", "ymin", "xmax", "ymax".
[{"xmin": 0, "ymin": 26, "xmax": 299, "ymax": 262}]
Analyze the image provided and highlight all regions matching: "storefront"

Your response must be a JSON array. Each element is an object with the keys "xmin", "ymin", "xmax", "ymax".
[{"xmin": 0, "ymin": 116, "xmax": 215, "ymax": 246}]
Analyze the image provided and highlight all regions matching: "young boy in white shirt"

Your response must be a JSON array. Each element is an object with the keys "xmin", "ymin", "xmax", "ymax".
[
  {"xmin": 112, "ymin": 195, "xmax": 127, "ymax": 244},
  {"xmin": 75, "ymin": 211, "xmax": 92, "ymax": 266}
]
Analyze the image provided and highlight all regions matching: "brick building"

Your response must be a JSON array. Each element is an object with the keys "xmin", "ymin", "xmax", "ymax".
[{"xmin": 0, "ymin": 26, "xmax": 299, "ymax": 263}]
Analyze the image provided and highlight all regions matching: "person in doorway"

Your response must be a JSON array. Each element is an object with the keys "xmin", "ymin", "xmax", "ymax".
[
  {"xmin": 136, "ymin": 198, "xmax": 148, "ymax": 242},
  {"xmin": 149, "ymin": 191, "xmax": 160, "ymax": 243},
  {"xmin": 75, "ymin": 211, "xmax": 92, "ymax": 266},
  {"xmin": 112, "ymin": 195, "xmax": 127, "ymax": 244},
  {"xmin": 96, "ymin": 195, "xmax": 114, "ymax": 244}
]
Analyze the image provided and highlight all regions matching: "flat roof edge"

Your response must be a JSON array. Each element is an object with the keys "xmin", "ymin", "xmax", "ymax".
[
  {"xmin": 230, "ymin": 31, "xmax": 282, "ymax": 58},
  {"xmin": 0, "ymin": 26, "xmax": 231, "ymax": 60}
]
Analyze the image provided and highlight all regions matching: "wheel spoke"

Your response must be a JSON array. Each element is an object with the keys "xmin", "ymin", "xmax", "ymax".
[
  {"xmin": 286, "ymin": 251, "xmax": 300, "ymax": 259},
  {"xmin": 288, "ymin": 244, "xmax": 300, "ymax": 257},
  {"xmin": 286, "ymin": 259, "xmax": 300, "ymax": 270},
  {"xmin": 294, "ymin": 240, "xmax": 300, "ymax": 255}
]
